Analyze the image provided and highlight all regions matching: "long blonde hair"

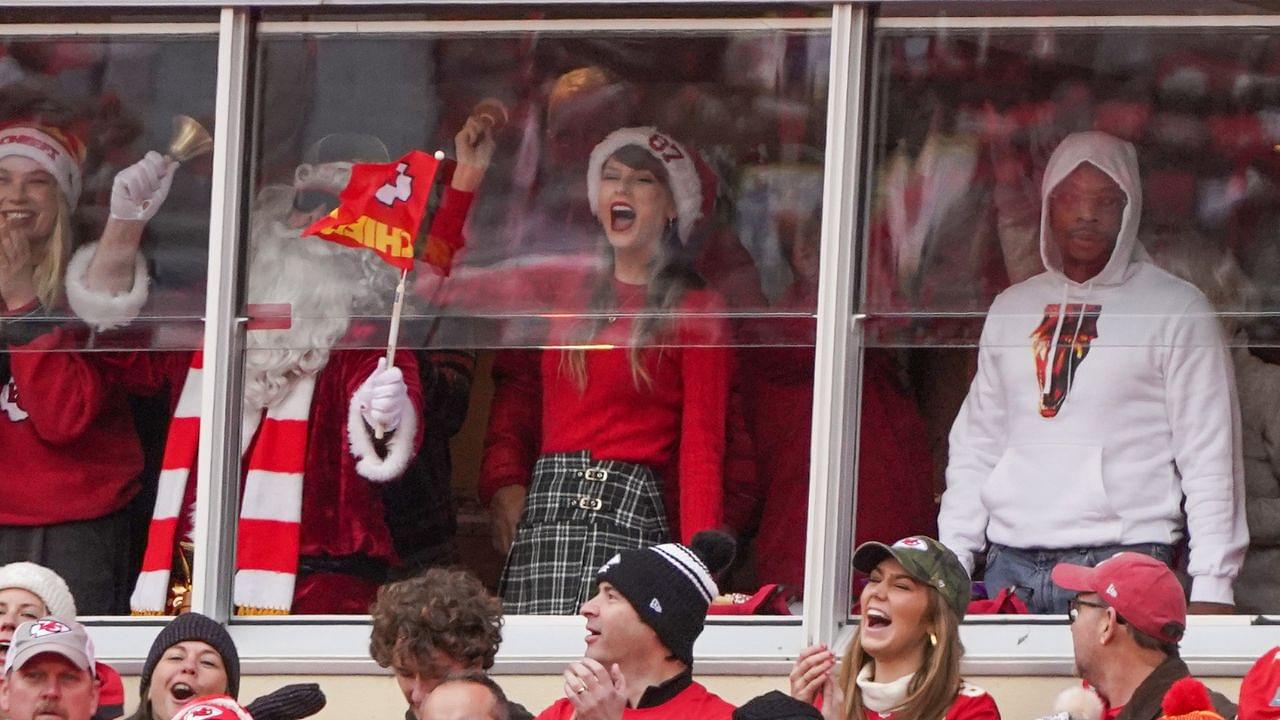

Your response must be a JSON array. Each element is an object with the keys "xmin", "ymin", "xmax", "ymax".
[
  {"xmin": 32, "ymin": 194, "xmax": 73, "ymax": 310},
  {"xmin": 562, "ymin": 144, "xmax": 704, "ymax": 391},
  {"xmin": 838, "ymin": 589, "xmax": 964, "ymax": 720}
]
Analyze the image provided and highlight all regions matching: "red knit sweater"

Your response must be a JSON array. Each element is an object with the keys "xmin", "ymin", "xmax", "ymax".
[
  {"xmin": 0, "ymin": 312, "xmax": 142, "ymax": 525},
  {"xmin": 482, "ymin": 279, "xmax": 731, "ymax": 543}
]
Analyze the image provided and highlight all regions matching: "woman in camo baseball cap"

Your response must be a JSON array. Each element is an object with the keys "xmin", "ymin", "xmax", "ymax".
[{"xmin": 786, "ymin": 536, "xmax": 1001, "ymax": 720}]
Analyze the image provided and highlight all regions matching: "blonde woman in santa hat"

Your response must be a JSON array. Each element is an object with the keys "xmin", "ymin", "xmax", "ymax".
[
  {"xmin": 0, "ymin": 122, "xmax": 170, "ymax": 615},
  {"xmin": 491, "ymin": 126, "xmax": 732, "ymax": 615},
  {"xmin": 0, "ymin": 561, "xmax": 127, "ymax": 720}
]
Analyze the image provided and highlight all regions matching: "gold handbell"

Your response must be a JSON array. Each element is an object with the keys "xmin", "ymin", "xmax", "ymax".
[
  {"xmin": 166, "ymin": 540, "xmax": 196, "ymax": 615},
  {"xmin": 167, "ymin": 114, "xmax": 213, "ymax": 162}
]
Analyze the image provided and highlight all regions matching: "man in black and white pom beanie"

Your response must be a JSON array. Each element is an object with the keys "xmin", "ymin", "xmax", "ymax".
[{"xmin": 536, "ymin": 531, "xmax": 738, "ymax": 719}]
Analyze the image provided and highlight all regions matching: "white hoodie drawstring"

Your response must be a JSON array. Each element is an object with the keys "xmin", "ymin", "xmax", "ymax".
[
  {"xmin": 1044, "ymin": 282, "xmax": 1070, "ymax": 405},
  {"xmin": 1043, "ymin": 280, "xmax": 1093, "ymax": 410},
  {"xmin": 1063, "ymin": 281, "xmax": 1093, "ymax": 406}
]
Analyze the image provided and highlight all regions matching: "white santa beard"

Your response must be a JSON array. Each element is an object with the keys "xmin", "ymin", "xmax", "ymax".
[{"xmin": 242, "ymin": 203, "xmax": 367, "ymax": 410}]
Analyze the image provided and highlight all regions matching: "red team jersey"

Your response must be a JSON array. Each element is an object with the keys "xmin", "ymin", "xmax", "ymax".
[
  {"xmin": 859, "ymin": 682, "xmax": 1001, "ymax": 720},
  {"xmin": 534, "ymin": 682, "xmax": 735, "ymax": 720}
]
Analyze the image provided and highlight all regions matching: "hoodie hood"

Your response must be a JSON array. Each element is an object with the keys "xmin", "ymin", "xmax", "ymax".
[{"xmin": 1040, "ymin": 131, "xmax": 1146, "ymax": 286}]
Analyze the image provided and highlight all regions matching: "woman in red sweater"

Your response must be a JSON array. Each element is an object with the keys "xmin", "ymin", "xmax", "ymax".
[
  {"xmin": 0, "ymin": 122, "xmax": 159, "ymax": 615},
  {"xmin": 493, "ymin": 127, "xmax": 732, "ymax": 615},
  {"xmin": 788, "ymin": 537, "xmax": 1001, "ymax": 720}
]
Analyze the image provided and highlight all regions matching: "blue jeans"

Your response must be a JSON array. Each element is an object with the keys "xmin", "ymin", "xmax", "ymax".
[{"xmin": 983, "ymin": 542, "xmax": 1175, "ymax": 615}]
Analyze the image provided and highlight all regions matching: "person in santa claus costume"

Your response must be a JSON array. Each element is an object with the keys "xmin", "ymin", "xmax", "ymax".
[
  {"xmin": 65, "ymin": 124, "xmax": 488, "ymax": 615},
  {"xmin": 0, "ymin": 121, "xmax": 154, "ymax": 615}
]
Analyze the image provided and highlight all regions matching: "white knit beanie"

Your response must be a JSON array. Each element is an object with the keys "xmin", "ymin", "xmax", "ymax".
[
  {"xmin": 0, "ymin": 125, "xmax": 83, "ymax": 209},
  {"xmin": 0, "ymin": 562, "xmax": 77, "ymax": 620},
  {"xmin": 586, "ymin": 126, "xmax": 703, "ymax": 245}
]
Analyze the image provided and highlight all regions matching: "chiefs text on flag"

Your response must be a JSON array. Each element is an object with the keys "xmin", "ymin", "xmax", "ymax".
[{"xmin": 303, "ymin": 149, "xmax": 441, "ymax": 271}]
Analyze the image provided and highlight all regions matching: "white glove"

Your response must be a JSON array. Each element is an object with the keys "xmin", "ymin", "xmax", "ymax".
[
  {"xmin": 356, "ymin": 357, "xmax": 408, "ymax": 432},
  {"xmin": 110, "ymin": 151, "xmax": 178, "ymax": 221}
]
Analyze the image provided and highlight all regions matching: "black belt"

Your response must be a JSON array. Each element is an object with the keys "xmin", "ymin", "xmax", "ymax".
[{"xmin": 297, "ymin": 554, "xmax": 390, "ymax": 584}]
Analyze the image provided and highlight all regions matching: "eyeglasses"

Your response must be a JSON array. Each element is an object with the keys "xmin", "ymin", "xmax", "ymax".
[{"xmin": 1067, "ymin": 597, "xmax": 1110, "ymax": 623}]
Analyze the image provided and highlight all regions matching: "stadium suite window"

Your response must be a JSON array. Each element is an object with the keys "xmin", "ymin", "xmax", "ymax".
[
  {"xmin": 225, "ymin": 25, "xmax": 830, "ymax": 618},
  {"xmin": 861, "ymin": 22, "xmax": 1279, "ymax": 620}
]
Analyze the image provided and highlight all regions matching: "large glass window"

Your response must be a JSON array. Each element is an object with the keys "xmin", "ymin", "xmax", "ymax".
[
  {"xmin": 865, "ymin": 24, "xmax": 1271, "ymax": 617},
  {"xmin": 0, "ymin": 30, "xmax": 217, "ymax": 616},
  {"xmin": 224, "ymin": 20, "xmax": 832, "ymax": 616}
]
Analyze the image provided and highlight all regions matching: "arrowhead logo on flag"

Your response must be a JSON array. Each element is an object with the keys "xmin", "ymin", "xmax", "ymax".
[{"xmin": 303, "ymin": 150, "xmax": 442, "ymax": 272}]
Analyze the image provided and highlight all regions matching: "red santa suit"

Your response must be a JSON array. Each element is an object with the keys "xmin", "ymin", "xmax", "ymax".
[{"xmin": 64, "ymin": 186, "xmax": 473, "ymax": 615}]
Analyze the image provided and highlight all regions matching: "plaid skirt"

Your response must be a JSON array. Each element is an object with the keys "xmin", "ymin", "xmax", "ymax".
[{"xmin": 499, "ymin": 451, "xmax": 671, "ymax": 614}]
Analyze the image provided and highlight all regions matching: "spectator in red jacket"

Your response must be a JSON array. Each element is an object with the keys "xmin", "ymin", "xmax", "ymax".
[{"xmin": 535, "ymin": 532, "xmax": 736, "ymax": 720}]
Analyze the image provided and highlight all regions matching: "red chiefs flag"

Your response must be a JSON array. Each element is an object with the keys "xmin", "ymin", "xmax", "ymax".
[{"xmin": 303, "ymin": 149, "xmax": 441, "ymax": 272}]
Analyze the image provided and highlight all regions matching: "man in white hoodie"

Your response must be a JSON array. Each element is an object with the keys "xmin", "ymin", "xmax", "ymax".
[{"xmin": 938, "ymin": 131, "xmax": 1246, "ymax": 615}]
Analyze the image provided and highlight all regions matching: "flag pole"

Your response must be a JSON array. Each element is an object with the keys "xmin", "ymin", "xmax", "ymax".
[{"xmin": 374, "ymin": 267, "xmax": 409, "ymax": 440}]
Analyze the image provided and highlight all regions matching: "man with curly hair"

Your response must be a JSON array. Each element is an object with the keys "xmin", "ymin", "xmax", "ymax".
[{"xmin": 369, "ymin": 568, "xmax": 531, "ymax": 720}]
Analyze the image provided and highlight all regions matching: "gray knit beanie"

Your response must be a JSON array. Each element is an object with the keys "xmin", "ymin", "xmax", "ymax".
[{"xmin": 140, "ymin": 613, "xmax": 240, "ymax": 699}]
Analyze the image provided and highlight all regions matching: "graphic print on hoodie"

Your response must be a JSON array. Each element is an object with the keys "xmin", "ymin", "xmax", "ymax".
[{"xmin": 1031, "ymin": 302, "xmax": 1102, "ymax": 417}]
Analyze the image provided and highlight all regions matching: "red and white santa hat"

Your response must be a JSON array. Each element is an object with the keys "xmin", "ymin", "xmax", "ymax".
[
  {"xmin": 586, "ymin": 126, "xmax": 703, "ymax": 245},
  {"xmin": 0, "ymin": 123, "xmax": 85, "ymax": 208}
]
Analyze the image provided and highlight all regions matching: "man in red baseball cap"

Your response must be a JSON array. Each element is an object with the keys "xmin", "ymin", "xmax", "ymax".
[{"xmin": 1051, "ymin": 553, "xmax": 1235, "ymax": 720}]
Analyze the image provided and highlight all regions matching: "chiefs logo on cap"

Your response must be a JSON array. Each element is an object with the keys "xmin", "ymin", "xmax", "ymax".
[
  {"xmin": 181, "ymin": 705, "xmax": 222, "ymax": 720},
  {"xmin": 30, "ymin": 620, "xmax": 70, "ymax": 638},
  {"xmin": 895, "ymin": 537, "xmax": 928, "ymax": 550}
]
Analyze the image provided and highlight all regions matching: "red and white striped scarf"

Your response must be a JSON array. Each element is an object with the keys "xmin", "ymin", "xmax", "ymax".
[{"xmin": 131, "ymin": 351, "xmax": 316, "ymax": 615}]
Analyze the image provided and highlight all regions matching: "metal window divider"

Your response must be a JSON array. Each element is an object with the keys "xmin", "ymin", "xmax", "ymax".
[
  {"xmin": 801, "ymin": 2, "xmax": 869, "ymax": 654},
  {"xmin": 189, "ymin": 5, "xmax": 252, "ymax": 622}
]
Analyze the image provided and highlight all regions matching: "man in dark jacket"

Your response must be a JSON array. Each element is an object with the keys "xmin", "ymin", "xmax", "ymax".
[{"xmin": 1052, "ymin": 553, "xmax": 1235, "ymax": 720}]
